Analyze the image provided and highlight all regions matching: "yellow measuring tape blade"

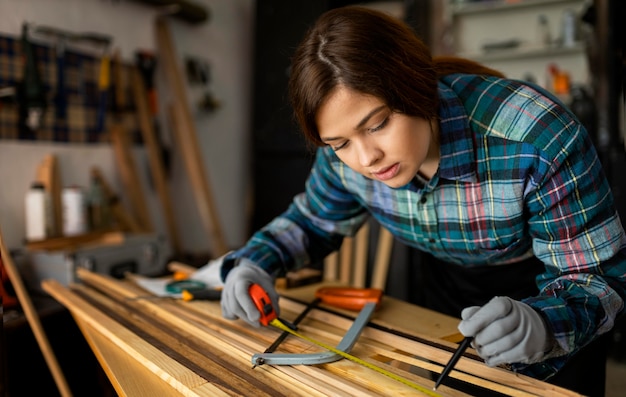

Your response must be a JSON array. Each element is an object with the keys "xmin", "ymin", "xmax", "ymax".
[{"xmin": 270, "ymin": 318, "xmax": 443, "ymax": 397}]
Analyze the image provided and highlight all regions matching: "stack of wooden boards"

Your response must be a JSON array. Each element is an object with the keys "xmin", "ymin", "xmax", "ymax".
[{"xmin": 42, "ymin": 269, "xmax": 581, "ymax": 397}]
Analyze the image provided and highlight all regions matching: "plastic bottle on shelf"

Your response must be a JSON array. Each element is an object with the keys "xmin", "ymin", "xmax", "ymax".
[
  {"xmin": 62, "ymin": 186, "xmax": 88, "ymax": 236},
  {"xmin": 24, "ymin": 182, "xmax": 52, "ymax": 241}
]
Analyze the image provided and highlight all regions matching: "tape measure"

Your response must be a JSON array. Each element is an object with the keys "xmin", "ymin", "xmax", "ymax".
[{"xmin": 249, "ymin": 284, "xmax": 442, "ymax": 396}]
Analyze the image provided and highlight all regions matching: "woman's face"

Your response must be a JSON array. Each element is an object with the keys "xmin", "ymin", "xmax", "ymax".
[{"xmin": 316, "ymin": 87, "xmax": 439, "ymax": 188}]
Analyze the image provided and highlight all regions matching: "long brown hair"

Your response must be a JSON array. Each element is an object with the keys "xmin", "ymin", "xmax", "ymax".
[{"xmin": 288, "ymin": 6, "xmax": 503, "ymax": 147}]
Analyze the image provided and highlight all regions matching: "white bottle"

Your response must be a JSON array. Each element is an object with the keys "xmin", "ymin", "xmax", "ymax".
[
  {"xmin": 62, "ymin": 186, "xmax": 87, "ymax": 236},
  {"xmin": 25, "ymin": 182, "xmax": 52, "ymax": 241}
]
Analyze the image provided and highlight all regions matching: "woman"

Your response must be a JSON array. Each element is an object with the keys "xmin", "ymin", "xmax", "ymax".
[{"xmin": 193, "ymin": 6, "xmax": 626, "ymax": 396}]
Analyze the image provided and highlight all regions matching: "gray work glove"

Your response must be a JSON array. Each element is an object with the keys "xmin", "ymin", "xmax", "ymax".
[
  {"xmin": 190, "ymin": 251, "xmax": 231, "ymax": 288},
  {"xmin": 458, "ymin": 296, "xmax": 550, "ymax": 367},
  {"xmin": 221, "ymin": 258, "xmax": 279, "ymax": 328}
]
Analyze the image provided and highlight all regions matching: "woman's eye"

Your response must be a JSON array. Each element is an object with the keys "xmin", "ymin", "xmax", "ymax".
[
  {"xmin": 368, "ymin": 116, "xmax": 389, "ymax": 133},
  {"xmin": 332, "ymin": 141, "xmax": 349, "ymax": 151}
]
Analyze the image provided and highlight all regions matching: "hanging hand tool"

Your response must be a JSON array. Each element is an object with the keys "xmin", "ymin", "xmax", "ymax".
[
  {"xmin": 249, "ymin": 284, "xmax": 442, "ymax": 396},
  {"xmin": 135, "ymin": 50, "xmax": 171, "ymax": 177},
  {"xmin": 32, "ymin": 25, "xmax": 69, "ymax": 122},
  {"xmin": 96, "ymin": 49, "xmax": 111, "ymax": 134},
  {"xmin": 17, "ymin": 23, "xmax": 47, "ymax": 136}
]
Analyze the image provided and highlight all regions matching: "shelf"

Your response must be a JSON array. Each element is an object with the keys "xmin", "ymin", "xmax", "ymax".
[
  {"xmin": 461, "ymin": 42, "xmax": 585, "ymax": 62},
  {"xmin": 450, "ymin": 0, "xmax": 583, "ymax": 16}
]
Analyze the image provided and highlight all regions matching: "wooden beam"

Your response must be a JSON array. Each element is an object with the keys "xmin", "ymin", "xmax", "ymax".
[
  {"xmin": 156, "ymin": 18, "xmax": 227, "ymax": 256},
  {"xmin": 352, "ymin": 223, "xmax": 370, "ymax": 288},
  {"xmin": 35, "ymin": 154, "xmax": 62, "ymax": 237},
  {"xmin": 130, "ymin": 66, "xmax": 182, "ymax": 254},
  {"xmin": 371, "ymin": 227, "xmax": 393, "ymax": 291},
  {"xmin": 0, "ymin": 224, "xmax": 73, "ymax": 396},
  {"xmin": 110, "ymin": 123, "xmax": 153, "ymax": 233}
]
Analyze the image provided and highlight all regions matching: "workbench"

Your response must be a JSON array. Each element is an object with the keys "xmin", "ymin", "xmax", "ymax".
[{"xmin": 42, "ymin": 269, "xmax": 581, "ymax": 396}]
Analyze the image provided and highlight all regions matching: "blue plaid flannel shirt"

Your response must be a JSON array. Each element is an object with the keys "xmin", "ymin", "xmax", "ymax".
[{"xmin": 225, "ymin": 74, "xmax": 626, "ymax": 379}]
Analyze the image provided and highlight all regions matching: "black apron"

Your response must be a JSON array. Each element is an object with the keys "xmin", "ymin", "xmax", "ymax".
[{"xmin": 417, "ymin": 252, "xmax": 609, "ymax": 397}]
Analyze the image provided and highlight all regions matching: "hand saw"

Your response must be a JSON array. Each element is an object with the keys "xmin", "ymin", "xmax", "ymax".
[{"xmin": 248, "ymin": 284, "xmax": 443, "ymax": 397}]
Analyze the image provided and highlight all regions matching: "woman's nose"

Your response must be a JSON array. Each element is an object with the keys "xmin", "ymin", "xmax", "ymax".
[{"xmin": 357, "ymin": 140, "xmax": 381, "ymax": 167}]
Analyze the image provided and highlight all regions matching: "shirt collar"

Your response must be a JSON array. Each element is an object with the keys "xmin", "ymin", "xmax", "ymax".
[{"xmin": 436, "ymin": 79, "xmax": 478, "ymax": 183}]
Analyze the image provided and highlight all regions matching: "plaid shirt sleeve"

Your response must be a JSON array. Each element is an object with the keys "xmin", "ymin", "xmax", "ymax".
[
  {"xmin": 450, "ymin": 75, "xmax": 626, "ymax": 379},
  {"xmin": 223, "ymin": 148, "xmax": 370, "ymax": 278}
]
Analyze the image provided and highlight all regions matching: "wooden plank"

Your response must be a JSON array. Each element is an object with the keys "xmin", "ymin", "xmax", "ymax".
[
  {"xmin": 130, "ymin": 66, "xmax": 182, "ymax": 254},
  {"xmin": 42, "ymin": 279, "xmax": 228, "ymax": 397},
  {"xmin": 352, "ymin": 223, "xmax": 370, "ymax": 288},
  {"xmin": 35, "ymin": 154, "xmax": 62, "ymax": 237},
  {"xmin": 75, "ymin": 320, "xmax": 184, "ymax": 397},
  {"xmin": 24, "ymin": 230, "xmax": 125, "ymax": 252},
  {"xmin": 156, "ymin": 18, "xmax": 227, "ymax": 256},
  {"xmin": 110, "ymin": 123, "xmax": 153, "ymax": 233},
  {"xmin": 371, "ymin": 227, "xmax": 393, "ymax": 290},
  {"xmin": 323, "ymin": 251, "xmax": 339, "ymax": 282},
  {"xmin": 0, "ymin": 224, "xmax": 73, "ymax": 396},
  {"xmin": 338, "ymin": 236, "xmax": 353, "ymax": 285}
]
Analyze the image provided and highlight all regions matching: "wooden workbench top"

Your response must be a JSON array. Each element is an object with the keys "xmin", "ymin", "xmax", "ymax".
[{"xmin": 42, "ymin": 270, "xmax": 581, "ymax": 397}]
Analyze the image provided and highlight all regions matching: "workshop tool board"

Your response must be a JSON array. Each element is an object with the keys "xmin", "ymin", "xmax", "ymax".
[{"xmin": 42, "ymin": 269, "xmax": 581, "ymax": 397}]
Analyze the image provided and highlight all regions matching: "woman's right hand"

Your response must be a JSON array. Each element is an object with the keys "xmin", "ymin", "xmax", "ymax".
[{"xmin": 221, "ymin": 258, "xmax": 280, "ymax": 327}]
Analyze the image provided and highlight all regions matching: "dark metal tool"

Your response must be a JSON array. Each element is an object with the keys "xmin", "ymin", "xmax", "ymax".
[
  {"xmin": 433, "ymin": 336, "xmax": 473, "ymax": 390},
  {"xmin": 261, "ymin": 297, "xmax": 321, "ymax": 357}
]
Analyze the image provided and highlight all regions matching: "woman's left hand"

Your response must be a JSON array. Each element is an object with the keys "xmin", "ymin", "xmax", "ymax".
[{"xmin": 458, "ymin": 296, "xmax": 551, "ymax": 366}]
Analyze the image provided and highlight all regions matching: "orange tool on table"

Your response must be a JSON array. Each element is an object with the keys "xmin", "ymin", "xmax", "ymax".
[{"xmin": 314, "ymin": 286, "xmax": 383, "ymax": 311}]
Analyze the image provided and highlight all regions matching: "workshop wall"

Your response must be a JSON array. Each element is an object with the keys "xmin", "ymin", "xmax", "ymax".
[{"xmin": 0, "ymin": 0, "xmax": 255, "ymax": 255}]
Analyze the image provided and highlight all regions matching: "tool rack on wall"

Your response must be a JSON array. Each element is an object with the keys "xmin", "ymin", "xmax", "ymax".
[{"xmin": 0, "ymin": 24, "xmax": 140, "ymax": 144}]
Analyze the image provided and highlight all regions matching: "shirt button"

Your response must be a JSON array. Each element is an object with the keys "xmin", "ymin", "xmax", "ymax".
[
  {"xmin": 429, "ymin": 238, "xmax": 436, "ymax": 243},
  {"xmin": 420, "ymin": 196, "xmax": 427, "ymax": 204}
]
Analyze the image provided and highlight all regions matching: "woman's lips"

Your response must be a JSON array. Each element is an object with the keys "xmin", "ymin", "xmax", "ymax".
[{"xmin": 372, "ymin": 163, "xmax": 399, "ymax": 181}]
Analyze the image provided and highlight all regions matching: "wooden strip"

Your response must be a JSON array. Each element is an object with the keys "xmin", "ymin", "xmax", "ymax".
[
  {"xmin": 371, "ymin": 227, "xmax": 393, "ymax": 290},
  {"xmin": 363, "ymin": 339, "xmax": 533, "ymax": 396},
  {"xmin": 110, "ymin": 123, "xmax": 153, "ymax": 232},
  {"xmin": 130, "ymin": 66, "xmax": 182, "ymax": 254},
  {"xmin": 359, "ymin": 321, "xmax": 578, "ymax": 397},
  {"xmin": 352, "ymin": 223, "xmax": 370, "ymax": 288},
  {"xmin": 0, "ymin": 225, "xmax": 73, "ymax": 396},
  {"xmin": 338, "ymin": 236, "xmax": 353, "ymax": 285},
  {"xmin": 157, "ymin": 18, "xmax": 227, "ymax": 256},
  {"xmin": 25, "ymin": 231, "xmax": 125, "ymax": 252},
  {"xmin": 323, "ymin": 251, "xmax": 339, "ymax": 282},
  {"xmin": 35, "ymin": 154, "xmax": 62, "ymax": 237},
  {"xmin": 75, "ymin": 319, "xmax": 184, "ymax": 397},
  {"xmin": 42, "ymin": 279, "xmax": 227, "ymax": 397},
  {"xmin": 167, "ymin": 261, "xmax": 198, "ymax": 274}
]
